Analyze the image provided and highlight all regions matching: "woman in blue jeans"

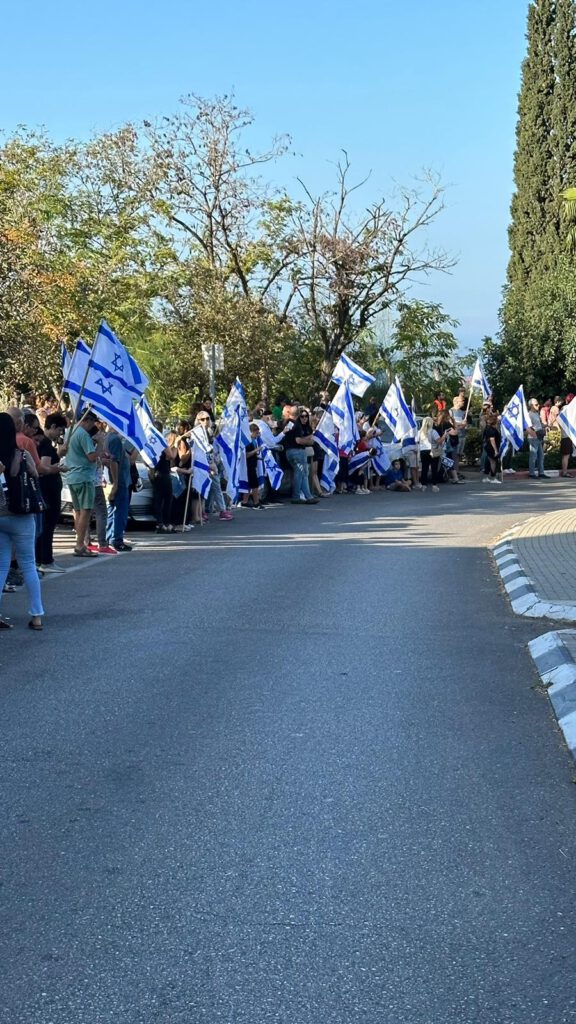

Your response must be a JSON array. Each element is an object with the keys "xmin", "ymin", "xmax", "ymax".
[{"xmin": 0, "ymin": 413, "xmax": 44, "ymax": 630}]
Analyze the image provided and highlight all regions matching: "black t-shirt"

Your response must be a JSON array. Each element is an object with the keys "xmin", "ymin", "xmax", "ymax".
[
  {"xmin": 283, "ymin": 420, "xmax": 311, "ymax": 450},
  {"xmin": 155, "ymin": 450, "xmax": 171, "ymax": 476},
  {"xmin": 483, "ymin": 425, "xmax": 501, "ymax": 450},
  {"xmin": 37, "ymin": 435, "xmax": 61, "ymax": 497}
]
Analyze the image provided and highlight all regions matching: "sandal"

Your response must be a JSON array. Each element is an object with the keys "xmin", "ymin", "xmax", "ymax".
[
  {"xmin": 28, "ymin": 619, "xmax": 43, "ymax": 631},
  {"xmin": 0, "ymin": 618, "xmax": 13, "ymax": 630},
  {"xmin": 73, "ymin": 548, "xmax": 98, "ymax": 558}
]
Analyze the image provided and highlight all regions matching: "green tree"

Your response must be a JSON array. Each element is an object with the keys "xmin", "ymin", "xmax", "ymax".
[
  {"xmin": 380, "ymin": 300, "xmax": 462, "ymax": 409},
  {"xmin": 507, "ymin": 0, "xmax": 557, "ymax": 288}
]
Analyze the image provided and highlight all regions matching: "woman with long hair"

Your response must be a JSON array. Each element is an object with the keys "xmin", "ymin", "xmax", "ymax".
[{"xmin": 0, "ymin": 412, "xmax": 44, "ymax": 630}]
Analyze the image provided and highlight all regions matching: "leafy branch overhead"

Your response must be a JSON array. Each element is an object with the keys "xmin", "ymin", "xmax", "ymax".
[{"xmin": 0, "ymin": 95, "xmax": 454, "ymax": 410}]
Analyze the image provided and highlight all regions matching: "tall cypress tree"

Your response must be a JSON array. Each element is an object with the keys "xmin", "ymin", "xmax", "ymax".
[
  {"xmin": 553, "ymin": 0, "xmax": 576, "ymax": 238},
  {"xmin": 507, "ymin": 0, "xmax": 557, "ymax": 287}
]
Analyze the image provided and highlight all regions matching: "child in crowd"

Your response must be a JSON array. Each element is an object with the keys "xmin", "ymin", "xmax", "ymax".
[
  {"xmin": 241, "ymin": 423, "xmax": 264, "ymax": 509},
  {"xmin": 384, "ymin": 459, "xmax": 412, "ymax": 491}
]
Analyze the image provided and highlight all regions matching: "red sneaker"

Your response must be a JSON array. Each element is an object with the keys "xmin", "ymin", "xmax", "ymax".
[
  {"xmin": 97, "ymin": 545, "xmax": 118, "ymax": 555},
  {"xmin": 86, "ymin": 543, "xmax": 100, "ymax": 552},
  {"xmin": 219, "ymin": 511, "xmax": 233, "ymax": 520}
]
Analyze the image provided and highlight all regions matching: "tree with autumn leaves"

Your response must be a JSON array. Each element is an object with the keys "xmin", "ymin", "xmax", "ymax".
[{"xmin": 0, "ymin": 96, "xmax": 454, "ymax": 413}]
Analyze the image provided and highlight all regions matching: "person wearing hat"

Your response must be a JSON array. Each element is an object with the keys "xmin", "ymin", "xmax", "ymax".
[{"xmin": 560, "ymin": 394, "xmax": 575, "ymax": 477}]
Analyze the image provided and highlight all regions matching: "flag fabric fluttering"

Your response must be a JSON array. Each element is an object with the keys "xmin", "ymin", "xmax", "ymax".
[
  {"xmin": 134, "ymin": 398, "xmax": 167, "ymax": 468},
  {"xmin": 347, "ymin": 449, "xmax": 371, "ymax": 477},
  {"xmin": 499, "ymin": 385, "xmax": 531, "ymax": 457},
  {"xmin": 90, "ymin": 320, "xmax": 149, "ymax": 397},
  {"xmin": 63, "ymin": 338, "xmax": 135, "ymax": 431},
  {"xmin": 378, "ymin": 377, "xmax": 417, "ymax": 442},
  {"xmin": 313, "ymin": 409, "xmax": 339, "ymax": 493},
  {"xmin": 558, "ymin": 395, "xmax": 576, "ymax": 448},
  {"xmin": 329, "ymin": 381, "xmax": 359, "ymax": 454},
  {"xmin": 331, "ymin": 353, "xmax": 375, "ymax": 397},
  {"xmin": 261, "ymin": 448, "xmax": 283, "ymax": 490},
  {"xmin": 370, "ymin": 437, "xmax": 392, "ymax": 477},
  {"xmin": 469, "ymin": 358, "xmax": 491, "ymax": 400},
  {"xmin": 215, "ymin": 404, "xmax": 243, "ymax": 501}
]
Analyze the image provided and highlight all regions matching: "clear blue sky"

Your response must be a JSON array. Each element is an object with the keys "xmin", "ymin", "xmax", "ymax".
[{"xmin": 1, "ymin": 0, "xmax": 528, "ymax": 353}]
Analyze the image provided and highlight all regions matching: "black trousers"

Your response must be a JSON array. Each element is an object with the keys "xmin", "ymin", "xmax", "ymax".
[
  {"xmin": 153, "ymin": 474, "xmax": 173, "ymax": 526},
  {"xmin": 420, "ymin": 452, "xmax": 440, "ymax": 486},
  {"xmin": 35, "ymin": 491, "xmax": 61, "ymax": 565}
]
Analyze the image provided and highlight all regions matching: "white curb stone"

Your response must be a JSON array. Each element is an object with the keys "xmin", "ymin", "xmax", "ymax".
[{"xmin": 528, "ymin": 630, "xmax": 576, "ymax": 760}]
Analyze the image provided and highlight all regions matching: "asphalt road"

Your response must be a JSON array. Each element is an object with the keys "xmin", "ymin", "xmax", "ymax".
[{"xmin": 2, "ymin": 480, "xmax": 576, "ymax": 1024}]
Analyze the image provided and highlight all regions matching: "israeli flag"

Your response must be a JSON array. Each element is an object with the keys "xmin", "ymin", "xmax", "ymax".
[
  {"xmin": 261, "ymin": 446, "xmax": 283, "ymax": 490},
  {"xmin": 499, "ymin": 385, "xmax": 531, "ymax": 456},
  {"xmin": 470, "ymin": 358, "xmax": 491, "ymax": 400},
  {"xmin": 91, "ymin": 320, "xmax": 149, "ymax": 397},
  {"xmin": 371, "ymin": 437, "xmax": 391, "ymax": 476},
  {"xmin": 63, "ymin": 338, "xmax": 135, "ymax": 428},
  {"xmin": 558, "ymin": 395, "xmax": 576, "ymax": 448},
  {"xmin": 192, "ymin": 443, "xmax": 213, "ymax": 499},
  {"xmin": 215, "ymin": 405, "xmax": 242, "ymax": 501},
  {"xmin": 134, "ymin": 398, "xmax": 167, "ymax": 468},
  {"xmin": 224, "ymin": 377, "xmax": 251, "ymax": 445},
  {"xmin": 313, "ymin": 409, "xmax": 339, "ymax": 493},
  {"xmin": 237, "ymin": 448, "xmax": 249, "ymax": 494},
  {"xmin": 379, "ymin": 377, "xmax": 417, "ymax": 442},
  {"xmin": 329, "ymin": 381, "xmax": 359, "ymax": 454},
  {"xmin": 348, "ymin": 449, "xmax": 371, "ymax": 476},
  {"xmin": 320, "ymin": 453, "xmax": 339, "ymax": 493},
  {"xmin": 331, "ymin": 353, "xmax": 375, "ymax": 397}
]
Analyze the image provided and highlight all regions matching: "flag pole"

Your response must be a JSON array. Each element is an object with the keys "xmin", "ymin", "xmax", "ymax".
[{"xmin": 64, "ymin": 326, "xmax": 103, "ymax": 446}]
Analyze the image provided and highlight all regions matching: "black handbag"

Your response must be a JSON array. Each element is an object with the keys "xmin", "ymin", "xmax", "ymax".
[{"xmin": 6, "ymin": 451, "xmax": 46, "ymax": 515}]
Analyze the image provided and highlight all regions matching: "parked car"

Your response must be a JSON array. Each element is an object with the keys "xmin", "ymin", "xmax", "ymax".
[{"xmin": 60, "ymin": 460, "xmax": 156, "ymax": 523}]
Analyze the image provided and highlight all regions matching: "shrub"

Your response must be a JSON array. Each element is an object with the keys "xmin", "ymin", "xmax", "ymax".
[{"xmin": 463, "ymin": 427, "xmax": 482, "ymax": 465}]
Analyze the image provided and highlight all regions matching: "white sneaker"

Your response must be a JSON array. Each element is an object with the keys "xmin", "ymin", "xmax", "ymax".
[
  {"xmin": 432, "ymin": 485, "xmax": 440, "ymax": 492},
  {"xmin": 482, "ymin": 477, "xmax": 490, "ymax": 482},
  {"xmin": 489, "ymin": 478, "xmax": 502, "ymax": 485},
  {"xmin": 40, "ymin": 563, "xmax": 66, "ymax": 573},
  {"xmin": 503, "ymin": 468, "xmax": 515, "ymax": 475}
]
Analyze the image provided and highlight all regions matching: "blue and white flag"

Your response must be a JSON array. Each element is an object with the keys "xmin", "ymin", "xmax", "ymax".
[
  {"xmin": 134, "ymin": 397, "xmax": 167, "ymax": 468},
  {"xmin": 215, "ymin": 405, "xmax": 243, "ymax": 501},
  {"xmin": 348, "ymin": 449, "xmax": 371, "ymax": 476},
  {"xmin": 329, "ymin": 381, "xmax": 359, "ymax": 454},
  {"xmin": 558, "ymin": 395, "xmax": 576, "ymax": 448},
  {"xmin": 90, "ymin": 320, "xmax": 149, "ymax": 397},
  {"xmin": 371, "ymin": 438, "xmax": 392, "ymax": 477},
  {"xmin": 224, "ymin": 377, "xmax": 251, "ymax": 445},
  {"xmin": 499, "ymin": 385, "xmax": 531, "ymax": 456},
  {"xmin": 470, "ymin": 358, "xmax": 491, "ymax": 400},
  {"xmin": 261, "ymin": 446, "xmax": 283, "ymax": 490},
  {"xmin": 331, "ymin": 353, "xmax": 375, "ymax": 398},
  {"xmin": 378, "ymin": 377, "xmax": 417, "ymax": 442},
  {"xmin": 313, "ymin": 409, "xmax": 339, "ymax": 493},
  {"xmin": 192, "ymin": 443, "xmax": 213, "ymax": 499},
  {"xmin": 63, "ymin": 338, "xmax": 135, "ymax": 430}
]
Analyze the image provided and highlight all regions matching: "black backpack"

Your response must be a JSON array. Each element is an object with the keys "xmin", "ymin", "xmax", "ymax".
[{"xmin": 6, "ymin": 451, "xmax": 46, "ymax": 515}]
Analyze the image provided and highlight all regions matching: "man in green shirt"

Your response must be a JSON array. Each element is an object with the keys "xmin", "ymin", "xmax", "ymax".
[{"xmin": 64, "ymin": 410, "xmax": 99, "ymax": 557}]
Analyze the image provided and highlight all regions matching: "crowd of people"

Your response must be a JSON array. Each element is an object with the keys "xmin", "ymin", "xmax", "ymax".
[{"xmin": 0, "ymin": 385, "xmax": 574, "ymax": 632}]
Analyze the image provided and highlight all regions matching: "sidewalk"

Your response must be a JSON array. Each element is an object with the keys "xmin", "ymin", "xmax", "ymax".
[
  {"xmin": 492, "ymin": 507, "xmax": 576, "ymax": 761},
  {"xmin": 492, "ymin": 507, "xmax": 576, "ymax": 621}
]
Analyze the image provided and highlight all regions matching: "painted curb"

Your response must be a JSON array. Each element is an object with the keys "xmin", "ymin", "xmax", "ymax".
[
  {"xmin": 528, "ymin": 631, "xmax": 576, "ymax": 759},
  {"xmin": 491, "ymin": 539, "xmax": 576, "ymax": 623}
]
